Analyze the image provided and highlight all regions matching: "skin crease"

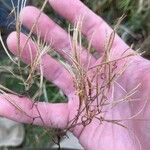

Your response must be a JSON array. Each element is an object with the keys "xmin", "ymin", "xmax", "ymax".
[{"xmin": 0, "ymin": 0, "xmax": 150, "ymax": 149}]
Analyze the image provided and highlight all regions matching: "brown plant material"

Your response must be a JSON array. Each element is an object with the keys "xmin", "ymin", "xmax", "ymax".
[{"xmin": 0, "ymin": 1, "xmax": 146, "ymax": 149}]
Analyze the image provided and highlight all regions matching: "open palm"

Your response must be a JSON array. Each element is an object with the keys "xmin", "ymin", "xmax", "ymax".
[{"xmin": 0, "ymin": 0, "xmax": 150, "ymax": 150}]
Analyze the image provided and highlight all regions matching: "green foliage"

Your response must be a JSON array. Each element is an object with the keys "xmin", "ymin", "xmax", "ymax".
[
  {"xmin": 0, "ymin": 0, "xmax": 149, "ymax": 148},
  {"xmin": 23, "ymin": 125, "xmax": 53, "ymax": 148}
]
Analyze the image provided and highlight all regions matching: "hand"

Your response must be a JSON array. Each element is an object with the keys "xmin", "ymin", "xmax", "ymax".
[{"xmin": 0, "ymin": 0, "xmax": 150, "ymax": 149}]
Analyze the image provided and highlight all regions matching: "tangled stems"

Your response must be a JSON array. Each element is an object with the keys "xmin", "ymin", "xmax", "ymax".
[{"xmin": 0, "ymin": 1, "xmax": 145, "ymax": 149}]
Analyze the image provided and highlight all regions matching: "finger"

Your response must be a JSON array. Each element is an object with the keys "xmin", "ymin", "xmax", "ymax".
[
  {"xmin": 49, "ymin": 0, "xmax": 130, "ymax": 56},
  {"xmin": 7, "ymin": 32, "xmax": 74, "ymax": 95},
  {"xmin": 20, "ymin": 6, "xmax": 96, "ymax": 66},
  {"xmin": 0, "ymin": 94, "xmax": 69, "ymax": 128}
]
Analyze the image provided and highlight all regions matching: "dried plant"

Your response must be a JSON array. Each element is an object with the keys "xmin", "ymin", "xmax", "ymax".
[
  {"xmin": 0, "ymin": 0, "xmax": 147, "ymax": 149},
  {"xmin": 63, "ymin": 18, "xmax": 140, "ymax": 130}
]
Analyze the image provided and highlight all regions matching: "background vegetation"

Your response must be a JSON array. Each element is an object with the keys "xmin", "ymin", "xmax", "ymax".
[{"xmin": 0, "ymin": 0, "xmax": 150, "ymax": 149}]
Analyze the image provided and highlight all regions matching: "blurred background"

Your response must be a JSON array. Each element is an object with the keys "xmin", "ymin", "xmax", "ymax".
[{"xmin": 0, "ymin": 0, "xmax": 150, "ymax": 149}]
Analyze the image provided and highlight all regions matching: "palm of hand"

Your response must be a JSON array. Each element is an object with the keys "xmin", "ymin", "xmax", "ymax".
[
  {"xmin": 66, "ymin": 55, "xmax": 150, "ymax": 150},
  {"xmin": 0, "ymin": 0, "xmax": 150, "ymax": 150}
]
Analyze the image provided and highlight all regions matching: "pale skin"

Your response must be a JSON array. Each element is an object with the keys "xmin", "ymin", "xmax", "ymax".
[{"xmin": 0, "ymin": 0, "xmax": 150, "ymax": 149}]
